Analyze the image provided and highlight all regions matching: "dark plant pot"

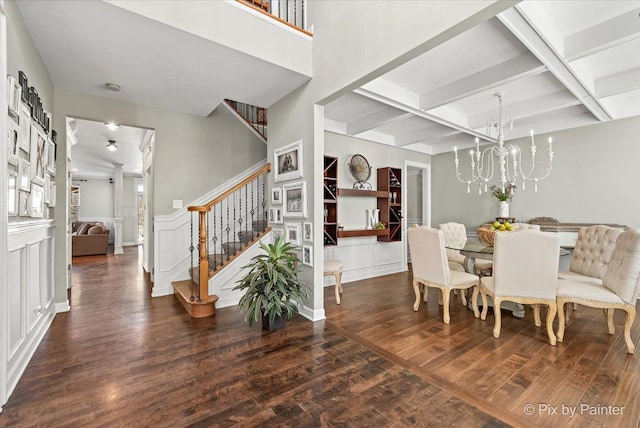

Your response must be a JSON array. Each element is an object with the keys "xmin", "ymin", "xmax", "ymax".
[{"xmin": 261, "ymin": 310, "xmax": 287, "ymax": 331}]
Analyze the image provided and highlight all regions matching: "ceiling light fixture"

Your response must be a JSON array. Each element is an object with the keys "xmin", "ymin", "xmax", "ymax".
[
  {"xmin": 104, "ymin": 121, "xmax": 120, "ymax": 131},
  {"xmin": 105, "ymin": 82, "xmax": 121, "ymax": 92},
  {"xmin": 106, "ymin": 139, "xmax": 119, "ymax": 151},
  {"xmin": 454, "ymin": 92, "xmax": 554, "ymax": 194}
]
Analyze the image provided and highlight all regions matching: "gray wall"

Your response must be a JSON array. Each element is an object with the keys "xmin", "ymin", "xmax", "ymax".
[
  {"xmin": 268, "ymin": 0, "xmax": 506, "ymax": 313},
  {"xmin": 73, "ymin": 178, "xmax": 113, "ymax": 219},
  {"xmin": 406, "ymin": 171, "xmax": 423, "ymax": 222},
  {"xmin": 325, "ymin": 132, "xmax": 430, "ymax": 229},
  {"xmin": 431, "ymin": 116, "xmax": 640, "ymax": 230}
]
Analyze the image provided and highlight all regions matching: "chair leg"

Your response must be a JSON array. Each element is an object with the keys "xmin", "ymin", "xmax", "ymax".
[
  {"xmin": 533, "ymin": 305, "xmax": 542, "ymax": 328},
  {"xmin": 423, "ymin": 286, "xmax": 428, "ymax": 303},
  {"xmin": 493, "ymin": 297, "xmax": 502, "ymax": 338},
  {"xmin": 334, "ymin": 272, "xmax": 342, "ymax": 305},
  {"xmin": 442, "ymin": 289, "xmax": 451, "ymax": 324},
  {"xmin": 460, "ymin": 288, "xmax": 467, "ymax": 307},
  {"xmin": 472, "ymin": 286, "xmax": 480, "ymax": 318},
  {"xmin": 557, "ymin": 300, "xmax": 566, "ymax": 343},
  {"xmin": 623, "ymin": 306, "xmax": 636, "ymax": 354},
  {"xmin": 546, "ymin": 302, "xmax": 557, "ymax": 346},
  {"xmin": 606, "ymin": 309, "xmax": 615, "ymax": 335},
  {"xmin": 573, "ymin": 302, "xmax": 578, "ymax": 311},
  {"xmin": 413, "ymin": 279, "xmax": 421, "ymax": 312},
  {"xmin": 480, "ymin": 288, "xmax": 489, "ymax": 321}
]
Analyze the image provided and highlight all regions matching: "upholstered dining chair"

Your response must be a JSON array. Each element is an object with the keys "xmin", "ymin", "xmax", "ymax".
[
  {"xmin": 473, "ymin": 230, "xmax": 560, "ymax": 345},
  {"xmin": 512, "ymin": 223, "xmax": 541, "ymax": 231},
  {"xmin": 408, "ymin": 226, "xmax": 479, "ymax": 324},
  {"xmin": 557, "ymin": 228, "xmax": 640, "ymax": 354},
  {"xmin": 439, "ymin": 222, "xmax": 492, "ymax": 275}
]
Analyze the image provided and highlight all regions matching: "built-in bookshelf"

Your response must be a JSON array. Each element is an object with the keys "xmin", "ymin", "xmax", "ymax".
[
  {"xmin": 377, "ymin": 167, "xmax": 402, "ymax": 242},
  {"xmin": 323, "ymin": 155, "xmax": 338, "ymax": 246}
]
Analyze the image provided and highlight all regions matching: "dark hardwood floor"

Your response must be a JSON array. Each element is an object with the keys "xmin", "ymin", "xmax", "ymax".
[{"xmin": 0, "ymin": 247, "xmax": 637, "ymax": 427}]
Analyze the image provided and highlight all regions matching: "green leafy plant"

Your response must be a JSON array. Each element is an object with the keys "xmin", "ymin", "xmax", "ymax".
[
  {"xmin": 489, "ymin": 183, "xmax": 516, "ymax": 202},
  {"xmin": 233, "ymin": 235, "xmax": 311, "ymax": 328}
]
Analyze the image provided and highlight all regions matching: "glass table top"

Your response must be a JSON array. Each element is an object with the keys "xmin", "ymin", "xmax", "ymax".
[{"xmin": 445, "ymin": 240, "xmax": 570, "ymax": 256}]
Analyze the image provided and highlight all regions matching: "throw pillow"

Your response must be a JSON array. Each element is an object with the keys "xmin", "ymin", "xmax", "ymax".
[
  {"xmin": 87, "ymin": 225, "xmax": 104, "ymax": 235},
  {"xmin": 77, "ymin": 223, "xmax": 91, "ymax": 235}
]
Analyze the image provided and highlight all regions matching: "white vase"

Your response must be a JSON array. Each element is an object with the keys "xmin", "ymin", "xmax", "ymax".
[{"xmin": 498, "ymin": 201, "xmax": 509, "ymax": 218}]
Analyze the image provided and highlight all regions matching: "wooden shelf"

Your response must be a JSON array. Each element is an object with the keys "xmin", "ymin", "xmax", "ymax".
[
  {"xmin": 338, "ymin": 229, "xmax": 389, "ymax": 238},
  {"xmin": 338, "ymin": 188, "xmax": 388, "ymax": 198}
]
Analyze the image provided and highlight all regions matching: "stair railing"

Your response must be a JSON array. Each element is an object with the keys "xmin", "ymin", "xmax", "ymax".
[
  {"xmin": 237, "ymin": 0, "xmax": 309, "ymax": 35},
  {"xmin": 187, "ymin": 164, "xmax": 271, "ymax": 302},
  {"xmin": 225, "ymin": 99, "xmax": 267, "ymax": 139}
]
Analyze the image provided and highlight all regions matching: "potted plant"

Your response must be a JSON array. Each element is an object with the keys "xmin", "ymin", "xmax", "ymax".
[
  {"xmin": 489, "ymin": 183, "xmax": 515, "ymax": 217},
  {"xmin": 233, "ymin": 235, "xmax": 311, "ymax": 331}
]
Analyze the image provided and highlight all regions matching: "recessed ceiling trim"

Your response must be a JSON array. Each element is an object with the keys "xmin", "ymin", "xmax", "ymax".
[
  {"xmin": 564, "ymin": 7, "xmax": 640, "ymax": 62},
  {"xmin": 346, "ymin": 110, "xmax": 412, "ymax": 136},
  {"xmin": 354, "ymin": 87, "xmax": 496, "ymax": 143},
  {"xmin": 501, "ymin": 5, "xmax": 612, "ymax": 121},
  {"xmin": 596, "ymin": 67, "xmax": 640, "ymax": 99},
  {"xmin": 418, "ymin": 53, "xmax": 547, "ymax": 111}
]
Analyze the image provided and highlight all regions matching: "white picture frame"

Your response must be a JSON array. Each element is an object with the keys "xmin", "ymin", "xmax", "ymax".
[
  {"xmin": 8, "ymin": 170, "xmax": 18, "ymax": 216},
  {"xmin": 303, "ymin": 222, "xmax": 313, "ymax": 242},
  {"xmin": 7, "ymin": 75, "xmax": 21, "ymax": 118},
  {"xmin": 19, "ymin": 104, "xmax": 31, "ymax": 154},
  {"xmin": 271, "ymin": 187, "xmax": 282, "ymax": 205},
  {"xmin": 7, "ymin": 117, "xmax": 20, "ymax": 165},
  {"xmin": 284, "ymin": 222, "xmax": 301, "ymax": 247},
  {"xmin": 28, "ymin": 183, "xmax": 45, "ymax": 218},
  {"xmin": 19, "ymin": 191, "xmax": 29, "ymax": 216},
  {"xmin": 44, "ymin": 174, "xmax": 51, "ymax": 204},
  {"xmin": 29, "ymin": 124, "xmax": 47, "ymax": 185},
  {"xmin": 49, "ymin": 181, "xmax": 57, "ymax": 208},
  {"xmin": 268, "ymin": 207, "xmax": 283, "ymax": 224},
  {"xmin": 272, "ymin": 228, "xmax": 284, "ymax": 243},
  {"xmin": 18, "ymin": 158, "xmax": 31, "ymax": 191},
  {"xmin": 274, "ymin": 140, "xmax": 303, "ymax": 182},
  {"xmin": 46, "ymin": 138, "xmax": 56, "ymax": 174},
  {"xmin": 282, "ymin": 181, "xmax": 307, "ymax": 218},
  {"xmin": 302, "ymin": 245, "xmax": 313, "ymax": 267}
]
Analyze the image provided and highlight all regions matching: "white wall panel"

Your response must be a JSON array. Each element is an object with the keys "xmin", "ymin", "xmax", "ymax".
[{"xmin": 7, "ymin": 248, "xmax": 24, "ymax": 361}]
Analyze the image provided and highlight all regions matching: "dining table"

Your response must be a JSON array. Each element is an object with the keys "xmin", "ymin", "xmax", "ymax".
[{"xmin": 446, "ymin": 239, "xmax": 570, "ymax": 318}]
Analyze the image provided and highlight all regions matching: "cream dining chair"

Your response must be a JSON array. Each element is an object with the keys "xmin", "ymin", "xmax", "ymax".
[
  {"xmin": 439, "ymin": 222, "xmax": 492, "ymax": 275},
  {"xmin": 473, "ymin": 230, "xmax": 560, "ymax": 345},
  {"xmin": 557, "ymin": 228, "xmax": 640, "ymax": 354},
  {"xmin": 408, "ymin": 226, "xmax": 479, "ymax": 324}
]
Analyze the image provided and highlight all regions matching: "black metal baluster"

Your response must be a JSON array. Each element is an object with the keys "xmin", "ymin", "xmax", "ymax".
[
  {"xmin": 251, "ymin": 178, "xmax": 255, "ymax": 235},
  {"xmin": 213, "ymin": 204, "xmax": 218, "ymax": 272},
  {"xmin": 233, "ymin": 192, "xmax": 237, "ymax": 251},
  {"xmin": 261, "ymin": 173, "xmax": 266, "ymax": 230},
  {"xmin": 245, "ymin": 183, "xmax": 248, "ymax": 243},
  {"xmin": 226, "ymin": 196, "xmax": 230, "ymax": 262}
]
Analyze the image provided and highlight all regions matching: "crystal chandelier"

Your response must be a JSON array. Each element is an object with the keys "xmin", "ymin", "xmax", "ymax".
[{"xmin": 454, "ymin": 93, "xmax": 554, "ymax": 194}]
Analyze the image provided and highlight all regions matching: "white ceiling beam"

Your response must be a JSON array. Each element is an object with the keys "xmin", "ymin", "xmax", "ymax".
[
  {"xmin": 564, "ymin": 7, "xmax": 640, "ymax": 62},
  {"xmin": 596, "ymin": 67, "xmax": 640, "ymax": 99},
  {"xmin": 396, "ymin": 127, "xmax": 460, "ymax": 147},
  {"xmin": 354, "ymin": 88, "xmax": 496, "ymax": 144},
  {"xmin": 360, "ymin": 78, "xmax": 420, "ymax": 109},
  {"xmin": 467, "ymin": 90, "xmax": 581, "ymax": 129},
  {"xmin": 418, "ymin": 53, "xmax": 546, "ymax": 110},
  {"xmin": 346, "ymin": 109, "xmax": 412, "ymax": 135},
  {"xmin": 500, "ymin": 5, "xmax": 612, "ymax": 121},
  {"xmin": 324, "ymin": 118, "xmax": 347, "ymax": 134}
]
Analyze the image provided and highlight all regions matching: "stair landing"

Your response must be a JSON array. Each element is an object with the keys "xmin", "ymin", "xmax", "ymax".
[{"xmin": 173, "ymin": 280, "xmax": 219, "ymax": 318}]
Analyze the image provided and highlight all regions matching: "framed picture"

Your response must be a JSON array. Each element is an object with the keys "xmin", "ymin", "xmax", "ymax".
[
  {"xmin": 272, "ymin": 228, "xmax": 284, "ymax": 243},
  {"xmin": 28, "ymin": 183, "xmax": 45, "ymax": 218},
  {"xmin": 49, "ymin": 181, "xmax": 57, "ymax": 207},
  {"xmin": 19, "ymin": 104, "xmax": 31, "ymax": 154},
  {"xmin": 303, "ymin": 222, "xmax": 313, "ymax": 242},
  {"xmin": 44, "ymin": 174, "xmax": 51, "ymax": 204},
  {"xmin": 271, "ymin": 187, "xmax": 282, "ymax": 205},
  {"xmin": 18, "ymin": 158, "xmax": 31, "ymax": 191},
  {"xmin": 8, "ymin": 170, "xmax": 18, "ymax": 216},
  {"xmin": 46, "ymin": 138, "xmax": 55, "ymax": 174},
  {"xmin": 19, "ymin": 71, "xmax": 29, "ymax": 103},
  {"xmin": 284, "ymin": 222, "xmax": 301, "ymax": 247},
  {"xmin": 7, "ymin": 75, "xmax": 21, "ymax": 117},
  {"xmin": 302, "ymin": 245, "xmax": 313, "ymax": 267},
  {"xmin": 18, "ymin": 191, "xmax": 29, "ymax": 216},
  {"xmin": 71, "ymin": 185, "xmax": 80, "ymax": 206},
  {"xmin": 268, "ymin": 207, "xmax": 283, "ymax": 224},
  {"xmin": 29, "ymin": 124, "xmax": 47, "ymax": 185},
  {"xmin": 282, "ymin": 181, "xmax": 307, "ymax": 218},
  {"xmin": 274, "ymin": 140, "xmax": 303, "ymax": 182},
  {"xmin": 7, "ymin": 117, "xmax": 20, "ymax": 165}
]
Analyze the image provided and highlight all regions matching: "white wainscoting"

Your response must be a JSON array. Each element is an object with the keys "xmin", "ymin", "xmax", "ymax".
[
  {"xmin": 6, "ymin": 220, "xmax": 56, "ymax": 403},
  {"xmin": 323, "ymin": 236, "xmax": 405, "ymax": 287},
  {"xmin": 152, "ymin": 160, "xmax": 267, "ymax": 298}
]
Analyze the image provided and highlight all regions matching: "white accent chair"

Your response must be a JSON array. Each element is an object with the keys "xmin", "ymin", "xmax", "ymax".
[
  {"xmin": 439, "ymin": 222, "xmax": 492, "ymax": 274},
  {"xmin": 557, "ymin": 228, "xmax": 640, "ymax": 354},
  {"xmin": 473, "ymin": 230, "xmax": 560, "ymax": 345},
  {"xmin": 408, "ymin": 226, "xmax": 479, "ymax": 324}
]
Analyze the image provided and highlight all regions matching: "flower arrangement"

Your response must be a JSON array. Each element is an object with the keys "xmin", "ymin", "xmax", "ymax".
[{"xmin": 489, "ymin": 183, "xmax": 515, "ymax": 202}]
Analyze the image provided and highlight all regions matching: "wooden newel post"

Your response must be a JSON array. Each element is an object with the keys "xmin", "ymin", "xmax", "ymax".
[{"xmin": 188, "ymin": 206, "xmax": 211, "ymax": 301}]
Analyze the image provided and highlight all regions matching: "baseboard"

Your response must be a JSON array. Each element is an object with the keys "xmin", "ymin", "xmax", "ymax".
[
  {"xmin": 55, "ymin": 300, "xmax": 71, "ymax": 313},
  {"xmin": 299, "ymin": 305, "xmax": 325, "ymax": 322}
]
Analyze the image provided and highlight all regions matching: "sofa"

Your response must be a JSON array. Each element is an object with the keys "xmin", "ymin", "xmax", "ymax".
[{"xmin": 72, "ymin": 221, "xmax": 110, "ymax": 256}]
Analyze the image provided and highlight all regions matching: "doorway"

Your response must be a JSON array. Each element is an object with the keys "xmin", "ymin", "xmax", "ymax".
[{"xmin": 403, "ymin": 161, "xmax": 431, "ymax": 263}]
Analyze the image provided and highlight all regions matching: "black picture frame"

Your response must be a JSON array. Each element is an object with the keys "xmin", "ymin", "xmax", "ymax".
[{"xmin": 19, "ymin": 71, "xmax": 29, "ymax": 103}]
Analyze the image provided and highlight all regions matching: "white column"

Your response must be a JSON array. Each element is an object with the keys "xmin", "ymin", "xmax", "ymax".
[{"xmin": 113, "ymin": 163, "xmax": 124, "ymax": 255}]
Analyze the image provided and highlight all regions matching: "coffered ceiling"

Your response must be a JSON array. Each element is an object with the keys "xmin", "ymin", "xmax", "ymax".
[{"xmin": 324, "ymin": 1, "xmax": 640, "ymax": 154}]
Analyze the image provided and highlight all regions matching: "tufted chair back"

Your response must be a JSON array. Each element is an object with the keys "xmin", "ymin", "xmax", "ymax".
[
  {"xmin": 513, "ymin": 223, "xmax": 540, "ymax": 231},
  {"xmin": 408, "ymin": 226, "xmax": 450, "ymax": 286},
  {"xmin": 439, "ymin": 222, "xmax": 467, "ymax": 265},
  {"xmin": 603, "ymin": 228, "xmax": 640, "ymax": 304},
  {"xmin": 492, "ymin": 230, "xmax": 560, "ymax": 300},
  {"xmin": 570, "ymin": 225, "xmax": 624, "ymax": 279}
]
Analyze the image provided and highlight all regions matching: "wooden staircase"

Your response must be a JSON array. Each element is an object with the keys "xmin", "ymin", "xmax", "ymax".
[
  {"xmin": 224, "ymin": 99, "xmax": 267, "ymax": 141},
  {"xmin": 172, "ymin": 164, "xmax": 271, "ymax": 318}
]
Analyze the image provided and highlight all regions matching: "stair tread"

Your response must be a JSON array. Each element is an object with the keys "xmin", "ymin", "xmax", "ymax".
[{"xmin": 172, "ymin": 280, "xmax": 219, "ymax": 305}]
